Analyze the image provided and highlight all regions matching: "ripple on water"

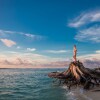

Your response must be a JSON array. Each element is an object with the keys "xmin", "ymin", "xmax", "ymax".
[{"xmin": 0, "ymin": 68, "xmax": 85, "ymax": 100}]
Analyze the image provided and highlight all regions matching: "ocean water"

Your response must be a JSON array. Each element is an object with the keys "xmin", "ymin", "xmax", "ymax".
[{"xmin": 0, "ymin": 68, "xmax": 95, "ymax": 100}]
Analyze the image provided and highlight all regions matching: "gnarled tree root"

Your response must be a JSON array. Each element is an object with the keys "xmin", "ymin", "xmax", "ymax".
[{"xmin": 48, "ymin": 61, "xmax": 100, "ymax": 90}]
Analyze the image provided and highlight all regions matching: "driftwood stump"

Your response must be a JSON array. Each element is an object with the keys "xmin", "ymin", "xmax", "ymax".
[{"xmin": 48, "ymin": 61, "xmax": 100, "ymax": 90}]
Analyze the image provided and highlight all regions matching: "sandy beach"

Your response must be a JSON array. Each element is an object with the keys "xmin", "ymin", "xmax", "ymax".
[{"xmin": 67, "ymin": 87, "xmax": 100, "ymax": 100}]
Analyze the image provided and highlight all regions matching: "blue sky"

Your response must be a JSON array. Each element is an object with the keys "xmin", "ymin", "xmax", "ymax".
[{"xmin": 0, "ymin": 0, "xmax": 100, "ymax": 67}]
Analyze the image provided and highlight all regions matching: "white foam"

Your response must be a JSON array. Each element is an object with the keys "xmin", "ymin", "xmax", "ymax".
[{"xmin": 62, "ymin": 86, "xmax": 93, "ymax": 100}]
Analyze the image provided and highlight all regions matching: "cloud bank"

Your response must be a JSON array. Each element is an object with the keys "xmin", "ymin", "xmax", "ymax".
[
  {"xmin": 0, "ymin": 52, "xmax": 69, "ymax": 68},
  {"xmin": 0, "ymin": 50, "xmax": 100, "ymax": 68}
]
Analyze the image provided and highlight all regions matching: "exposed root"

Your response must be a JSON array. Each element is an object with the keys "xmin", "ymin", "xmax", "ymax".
[{"xmin": 48, "ymin": 61, "xmax": 100, "ymax": 90}]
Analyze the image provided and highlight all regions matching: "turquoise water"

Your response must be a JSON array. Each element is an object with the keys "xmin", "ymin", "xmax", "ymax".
[{"xmin": 0, "ymin": 68, "xmax": 71, "ymax": 100}]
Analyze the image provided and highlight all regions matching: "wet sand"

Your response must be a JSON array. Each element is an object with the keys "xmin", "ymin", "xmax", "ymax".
[{"xmin": 65, "ymin": 86, "xmax": 100, "ymax": 100}]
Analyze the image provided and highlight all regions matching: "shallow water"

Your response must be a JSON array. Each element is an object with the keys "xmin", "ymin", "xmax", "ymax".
[
  {"xmin": 0, "ymin": 68, "xmax": 98, "ymax": 100},
  {"xmin": 0, "ymin": 68, "xmax": 68, "ymax": 100}
]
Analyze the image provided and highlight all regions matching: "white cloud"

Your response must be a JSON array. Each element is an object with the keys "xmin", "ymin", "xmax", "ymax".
[
  {"xmin": 27, "ymin": 48, "xmax": 36, "ymax": 52},
  {"xmin": 24, "ymin": 33, "xmax": 35, "ymax": 38},
  {"xmin": 20, "ymin": 32, "xmax": 43, "ymax": 40},
  {"xmin": 45, "ymin": 50, "xmax": 70, "ymax": 54},
  {"xmin": 7, "ymin": 51, "xmax": 18, "ymax": 54},
  {"xmin": 67, "ymin": 10, "xmax": 100, "ymax": 43},
  {"xmin": 17, "ymin": 46, "xmax": 21, "ymax": 49},
  {"xmin": 68, "ymin": 10, "xmax": 100, "ymax": 28},
  {"xmin": 0, "ymin": 29, "xmax": 43, "ymax": 40},
  {"xmin": 75, "ymin": 26, "xmax": 100, "ymax": 42},
  {"xmin": 0, "ymin": 30, "xmax": 14, "ymax": 34},
  {"xmin": 0, "ymin": 39, "xmax": 16, "ymax": 47},
  {"xmin": 95, "ymin": 50, "xmax": 100, "ymax": 53}
]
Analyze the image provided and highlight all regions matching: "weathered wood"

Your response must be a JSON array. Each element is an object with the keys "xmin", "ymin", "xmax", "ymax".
[{"xmin": 48, "ymin": 61, "xmax": 100, "ymax": 90}]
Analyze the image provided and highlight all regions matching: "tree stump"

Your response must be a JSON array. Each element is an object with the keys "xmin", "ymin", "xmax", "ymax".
[{"xmin": 48, "ymin": 61, "xmax": 100, "ymax": 90}]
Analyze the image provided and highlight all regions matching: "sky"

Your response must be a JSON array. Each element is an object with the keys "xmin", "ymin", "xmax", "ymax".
[{"xmin": 0, "ymin": 0, "xmax": 100, "ymax": 68}]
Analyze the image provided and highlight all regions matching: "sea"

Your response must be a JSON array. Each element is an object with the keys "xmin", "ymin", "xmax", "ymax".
[{"xmin": 0, "ymin": 68, "xmax": 98, "ymax": 100}]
